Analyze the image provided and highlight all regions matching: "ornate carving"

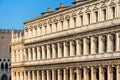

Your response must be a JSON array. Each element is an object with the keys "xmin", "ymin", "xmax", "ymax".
[
  {"xmin": 48, "ymin": 18, "xmax": 52, "ymax": 24},
  {"xmin": 109, "ymin": 1, "xmax": 116, "ymax": 7},
  {"xmin": 25, "ymin": 27, "xmax": 28, "ymax": 32},
  {"xmin": 52, "ymin": 43, "xmax": 57, "ymax": 49},
  {"xmin": 47, "ymin": 44, "xmax": 51, "ymax": 50},
  {"xmin": 108, "ymin": 65, "xmax": 113, "ymax": 73},
  {"xmin": 77, "ymin": 39, "xmax": 83, "ymax": 45},
  {"xmin": 34, "ymin": 25, "xmax": 37, "ymax": 30},
  {"xmin": 58, "ymin": 42, "xmax": 63, "ymax": 48},
  {"xmin": 38, "ymin": 23, "xmax": 42, "ymax": 27},
  {"xmin": 78, "ymin": 7, "xmax": 83, "ymax": 15},
  {"xmin": 101, "ymin": 2, "xmax": 107, "ymax": 9},
  {"xmin": 43, "ymin": 20, "xmax": 47, "ymax": 26},
  {"xmin": 84, "ymin": 38, "xmax": 90, "ymax": 44},
  {"xmin": 53, "ymin": 18, "xmax": 58, "ymax": 23},
  {"xmin": 85, "ymin": 6, "xmax": 91, "ymax": 13},
  {"xmin": 70, "ymin": 40, "xmax": 75, "ymax": 46},
  {"xmin": 29, "ymin": 26, "xmax": 33, "ymax": 31},
  {"xmin": 100, "ymin": 35, "xmax": 106, "ymax": 42},
  {"xmin": 92, "ymin": 37, "xmax": 98, "ymax": 43},
  {"xmin": 59, "ymin": 14, "xmax": 64, "ymax": 21},
  {"xmin": 109, "ymin": 34, "xmax": 114, "ymax": 41},
  {"xmin": 64, "ymin": 41, "xmax": 69, "ymax": 47},
  {"xmin": 93, "ymin": 4, "xmax": 99, "ymax": 11},
  {"xmin": 72, "ymin": 13, "xmax": 77, "ymax": 18},
  {"xmin": 65, "ymin": 15, "xmax": 70, "ymax": 20}
]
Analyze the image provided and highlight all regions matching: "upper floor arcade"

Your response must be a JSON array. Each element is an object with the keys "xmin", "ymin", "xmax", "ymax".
[{"xmin": 23, "ymin": 0, "xmax": 120, "ymax": 44}]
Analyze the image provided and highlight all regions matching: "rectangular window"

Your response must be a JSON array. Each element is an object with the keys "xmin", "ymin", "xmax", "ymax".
[
  {"xmin": 49, "ymin": 24, "xmax": 52, "ymax": 33},
  {"xmin": 61, "ymin": 21, "xmax": 63, "ymax": 30},
  {"xmin": 44, "ymin": 26, "xmax": 47, "ymax": 34},
  {"xmin": 40, "ymin": 27, "xmax": 42, "ymax": 35},
  {"xmin": 87, "ymin": 13, "xmax": 90, "ymax": 24},
  {"xmin": 73, "ymin": 17, "xmax": 76, "ymax": 27},
  {"xmin": 55, "ymin": 23, "xmax": 57, "ymax": 31},
  {"xmin": 80, "ymin": 15, "xmax": 83, "ymax": 26},
  {"xmin": 95, "ymin": 11, "xmax": 98, "ymax": 22},
  {"xmin": 103, "ymin": 9, "xmax": 106, "ymax": 20},
  {"xmin": 112, "ymin": 7, "xmax": 115, "ymax": 18},
  {"xmin": 67, "ymin": 19, "xmax": 70, "ymax": 28}
]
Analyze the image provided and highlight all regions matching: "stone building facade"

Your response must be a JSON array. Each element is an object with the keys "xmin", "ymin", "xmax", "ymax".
[
  {"xmin": 11, "ymin": 0, "xmax": 120, "ymax": 80},
  {"xmin": 0, "ymin": 29, "xmax": 11, "ymax": 80}
]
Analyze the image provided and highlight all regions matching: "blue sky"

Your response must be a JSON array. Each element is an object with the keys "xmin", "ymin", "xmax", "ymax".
[{"xmin": 0, "ymin": 0, "xmax": 73, "ymax": 30}]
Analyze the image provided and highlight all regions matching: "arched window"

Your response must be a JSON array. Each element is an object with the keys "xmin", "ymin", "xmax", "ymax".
[
  {"xmin": 5, "ymin": 63, "xmax": 8, "ymax": 69},
  {"xmin": 1, "ymin": 63, "xmax": 4, "ymax": 70},
  {"xmin": 1, "ymin": 74, "xmax": 7, "ymax": 80}
]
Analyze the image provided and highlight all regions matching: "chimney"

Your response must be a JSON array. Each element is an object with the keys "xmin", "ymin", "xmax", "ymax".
[
  {"xmin": 60, "ymin": 3, "xmax": 64, "ymax": 8},
  {"xmin": 48, "ymin": 8, "xmax": 51, "ymax": 12}
]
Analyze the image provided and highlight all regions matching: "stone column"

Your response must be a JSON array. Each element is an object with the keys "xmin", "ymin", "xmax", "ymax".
[
  {"xmin": 58, "ymin": 69, "xmax": 62, "ymax": 80},
  {"xmin": 52, "ymin": 69, "xmax": 56, "ymax": 80},
  {"xmin": 70, "ymin": 40, "xmax": 76, "ymax": 56},
  {"xmin": 12, "ymin": 71, "xmax": 15, "ymax": 80},
  {"xmin": 16, "ymin": 50, "xmax": 19, "ymax": 62},
  {"xmin": 42, "ymin": 45, "xmax": 46, "ymax": 59},
  {"xmin": 28, "ymin": 48, "xmax": 32, "ymax": 61},
  {"xmin": 70, "ymin": 68, "xmax": 73, "ymax": 80},
  {"xmin": 117, "ymin": 1, "xmax": 120, "ymax": 17},
  {"xmin": 84, "ymin": 67, "xmax": 89, "ymax": 80},
  {"xmin": 52, "ymin": 44, "xmax": 57, "ymax": 58},
  {"xmin": 116, "ymin": 32, "xmax": 120, "ymax": 52},
  {"xmin": 28, "ymin": 71, "xmax": 32, "ymax": 80},
  {"xmin": 52, "ymin": 69, "xmax": 58, "ymax": 80},
  {"xmin": 91, "ymin": 37, "xmax": 97, "ymax": 54},
  {"xmin": 16, "ymin": 72, "xmax": 19, "ymax": 80},
  {"xmin": 99, "ymin": 66, "xmax": 104, "ymax": 80},
  {"xmin": 42, "ymin": 70, "xmax": 45, "ymax": 80},
  {"xmin": 32, "ymin": 71, "xmax": 36, "ymax": 80},
  {"xmin": 20, "ymin": 72, "xmax": 24, "ymax": 80},
  {"xmin": 76, "ymin": 39, "xmax": 83, "ymax": 56},
  {"xmin": 58, "ymin": 42, "xmax": 63, "ymax": 58},
  {"xmin": 32, "ymin": 47, "xmax": 36, "ymax": 60},
  {"xmin": 24, "ymin": 48, "xmax": 27, "ymax": 61},
  {"xmin": 64, "ymin": 41, "xmax": 69, "ymax": 57},
  {"xmin": 99, "ymin": 35, "xmax": 105, "ymax": 53},
  {"xmin": 77, "ymin": 68, "xmax": 82, "ymax": 80},
  {"xmin": 117, "ymin": 65, "xmax": 120, "ymax": 80},
  {"xmin": 83, "ymin": 38, "xmax": 89, "ymax": 55},
  {"xmin": 37, "ymin": 70, "xmax": 40, "ymax": 80},
  {"xmin": 47, "ymin": 70, "xmax": 52, "ymax": 80},
  {"xmin": 37, "ymin": 46, "xmax": 40, "ymax": 60},
  {"xmin": 108, "ymin": 65, "xmax": 113, "ymax": 80},
  {"xmin": 91, "ymin": 67, "xmax": 96, "ymax": 80},
  {"xmin": 64, "ymin": 69, "xmax": 68, "ymax": 80},
  {"xmin": 47, "ymin": 45, "xmax": 52, "ymax": 59},
  {"xmin": 24, "ymin": 71, "xmax": 28, "ymax": 80},
  {"xmin": 107, "ymin": 34, "xmax": 114, "ymax": 52},
  {"xmin": 20, "ymin": 49, "xmax": 23, "ymax": 62}
]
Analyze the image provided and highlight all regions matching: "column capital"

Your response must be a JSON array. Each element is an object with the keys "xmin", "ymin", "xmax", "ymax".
[
  {"xmin": 99, "ymin": 35, "xmax": 106, "ymax": 42},
  {"xmin": 108, "ymin": 34, "xmax": 114, "ymax": 41},
  {"xmin": 108, "ymin": 65, "xmax": 114, "ymax": 73},
  {"xmin": 47, "ymin": 44, "xmax": 51, "ymax": 49},
  {"xmin": 70, "ymin": 40, "xmax": 76, "ymax": 46},
  {"xmin": 76, "ymin": 39, "xmax": 83, "ymax": 44}
]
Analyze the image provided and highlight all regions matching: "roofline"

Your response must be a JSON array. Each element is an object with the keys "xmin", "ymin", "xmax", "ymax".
[{"xmin": 23, "ymin": 0, "xmax": 96, "ymax": 24}]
